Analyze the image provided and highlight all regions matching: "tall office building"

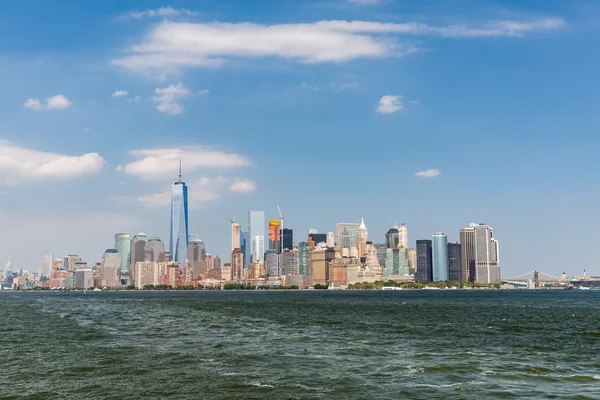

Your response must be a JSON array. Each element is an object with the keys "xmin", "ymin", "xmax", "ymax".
[
  {"xmin": 309, "ymin": 233, "xmax": 327, "ymax": 245},
  {"xmin": 432, "ymin": 233, "xmax": 448, "ymax": 281},
  {"xmin": 43, "ymin": 252, "xmax": 53, "ymax": 278},
  {"xmin": 147, "ymin": 237, "xmax": 166, "ymax": 262},
  {"xmin": 214, "ymin": 256, "xmax": 221, "ymax": 270},
  {"xmin": 298, "ymin": 242, "xmax": 309, "ymax": 276},
  {"xmin": 231, "ymin": 223, "xmax": 241, "ymax": 252},
  {"xmin": 448, "ymin": 242, "xmax": 462, "ymax": 281},
  {"xmin": 280, "ymin": 249, "xmax": 298, "ymax": 275},
  {"xmin": 385, "ymin": 224, "xmax": 400, "ymax": 249},
  {"xmin": 265, "ymin": 249, "xmax": 279, "ymax": 277},
  {"xmin": 473, "ymin": 224, "xmax": 501, "ymax": 284},
  {"xmin": 398, "ymin": 223, "xmax": 408, "ymax": 249},
  {"xmin": 358, "ymin": 218, "xmax": 368, "ymax": 259},
  {"xmin": 100, "ymin": 249, "xmax": 121, "ymax": 287},
  {"xmin": 336, "ymin": 223, "xmax": 359, "ymax": 250},
  {"xmin": 64, "ymin": 254, "xmax": 81, "ymax": 272},
  {"xmin": 231, "ymin": 248, "xmax": 244, "ymax": 282},
  {"xmin": 249, "ymin": 211, "xmax": 265, "ymax": 262},
  {"xmin": 115, "ymin": 233, "xmax": 131, "ymax": 281},
  {"xmin": 130, "ymin": 232, "xmax": 149, "ymax": 266},
  {"xmin": 187, "ymin": 240, "xmax": 208, "ymax": 276},
  {"xmin": 415, "ymin": 240, "xmax": 433, "ymax": 282},
  {"xmin": 407, "ymin": 248, "xmax": 417, "ymax": 275},
  {"xmin": 459, "ymin": 225, "xmax": 476, "ymax": 282},
  {"xmin": 268, "ymin": 220, "xmax": 281, "ymax": 252},
  {"xmin": 170, "ymin": 161, "xmax": 189, "ymax": 264},
  {"xmin": 240, "ymin": 231, "xmax": 250, "ymax": 269},
  {"xmin": 282, "ymin": 228, "xmax": 293, "ymax": 252}
]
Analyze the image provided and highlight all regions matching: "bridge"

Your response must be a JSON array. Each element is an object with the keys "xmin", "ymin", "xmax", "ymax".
[{"xmin": 501, "ymin": 270, "xmax": 564, "ymax": 288}]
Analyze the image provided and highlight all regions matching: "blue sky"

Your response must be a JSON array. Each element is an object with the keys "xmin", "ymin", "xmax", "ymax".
[{"xmin": 0, "ymin": 0, "xmax": 598, "ymax": 277}]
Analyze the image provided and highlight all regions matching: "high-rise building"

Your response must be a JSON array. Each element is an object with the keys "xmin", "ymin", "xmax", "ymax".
[
  {"xmin": 415, "ymin": 240, "xmax": 433, "ymax": 282},
  {"xmin": 214, "ymin": 256, "xmax": 221, "ymax": 270},
  {"xmin": 280, "ymin": 249, "xmax": 298, "ymax": 275},
  {"xmin": 64, "ymin": 254, "xmax": 81, "ymax": 272},
  {"xmin": 100, "ymin": 249, "xmax": 121, "ymax": 288},
  {"xmin": 448, "ymin": 242, "xmax": 462, "ymax": 282},
  {"xmin": 459, "ymin": 225, "xmax": 476, "ymax": 282},
  {"xmin": 358, "ymin": 218, "xmax": 368, "ymax": 260},
  {"xmin": 407, "ymin": 248, "xmax": 417, "ymax": 275},
  {"xmin": 240, "ymin": 231, "xmax": 250, "ymax": 269},
  {"xmin": 366, "ymin": 242, "xmax": 383, "ymax": 281},
  {"xmin": 326, "ymin": 232, "xmax": 334, "ymax": 248},
  {"xmin": 398, "ymin": 223, "xmax": 408, "ymax": 249},
  {"xmin": 115, "ymin": 233, "xmax": 131, "ymax": 281},
  {"xmin": 170, "ymin": 161, "xmax": 189, "ymax": 265},
  {"xmin": 43, "ymin": 252, "xmax": 53, "ymax": 278},
  {"xmin": 249, "ymin": 211, "xmax": 265, "ymax": 262},
  {"xmin": 231, "ymin": 223, "xmax": 241, "ymax": 252},
  {"xmin": 374, "ymin": 243, "xmax": 387, "ymax": 270},
  {"xmin": 385, "ymin": 224, "xmax": 400, "ymax": 249},
  {"xmin": 282, "ymin": 228, "xmax": 293, "ymax": 252},
  {"xmin": 384, "ymin": 247, "xmax": 409, "ymax": 280},
  {"xmin": 75, "ymin": 269, "xmax": 94, "ymax": 289},
  {"xmin": 432, "ymin": 233, "xmax": 448, "ymax": 281},
  {"xmin": 473, "ymin": 224, "xmax": 501, "ymax": 284},
  {"xmin": 187, "ymin": 240, "xmax": 208, "ymax": 276},
  {"xmin": 130, "ymin": 232, "xmax": 149, "ymax": 267},
  {"xmin": 298, "ymin": 242, "xmax": 309, "ymax": 276},
  {"xmin": 309, "ymin": 233, "xmax": 327, "ymax": 245},
  {"xmin": 147, "ymin": 237, "xmax": 166, "ymax": 262},
  {"xmin": 231, "ymin": 248, "xmax": 244, "ymax": 282},
  {"xmin": 336, "ymin": 223, "xmax": 359, "ymax": 250},
  {"xmin": 268, "ymin": 220, "xmax": 281, "ymax": 252},
  {"xmin": 265, "ymin": 249, "xmax": 279, "ymax": 277}
]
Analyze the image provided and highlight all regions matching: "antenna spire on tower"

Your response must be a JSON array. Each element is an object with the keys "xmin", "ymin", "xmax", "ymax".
[{"xmin": 178, "ymin": 157, "xmax": 182, "ymax": 182}]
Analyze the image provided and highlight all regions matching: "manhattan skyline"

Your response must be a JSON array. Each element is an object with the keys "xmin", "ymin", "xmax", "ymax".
[{"xmin": 0, "ymin": 0, "xmax": 598, "ymax": 277}]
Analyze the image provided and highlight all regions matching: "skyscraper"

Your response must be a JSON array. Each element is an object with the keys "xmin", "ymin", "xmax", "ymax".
[
  {"xmin": 358, "ymin": 218, "xmax": 368, "ymax": 259},
  {"xmin": 447, "ymin": 242, "xmax": 462, "ymax": 282},
  {"xmin": 432, "ymin": 233, "xmax": 448, "ymax": 281},
  {"xmin": 309, "ymin": 233, "xmax": 327, "ymax": 245},
  {"xmin": 415, "ymin": 240, "xmax": 433, "ymax": 282},
  {"xmin": 473, "ymin": 224, "xmax": 501, "ymax": 284},
  {"xmin": 115, "ymin": 233, "xmax": 131, "ymax": 281},
  {"xmin": 100, "ymin": 249, "xmax": 121, "ymax": 287},
  {"xmin": 43, "ymin": 252, "xmax": 53, "ymax": 278},
  {"xmin": 336, "ymin": 223, "xmax": 359, "ymax": 250},
  {"xmin": 147, "ymin": 237, "xmax": 166, "ymax": 262},
  {"xmin": 187, "ymin": 240, "xmax": 207, "ymax": 276},
  {"xmin": 385, "ymin": 224, "xmax": 400, "ymax": 249},
  {"xmin": 240, "ymin": 231, "xmax": 250, "ymax": 269},
  {"xmin": 231, "ymin": 222, "xmax": 241, "ymax": 252},
  {"xmin": 268, "ymin": 220, "xmax": 281, "ymax": 252},
  {"xmin": 170, "ymin": 161, "xmax": 189, "ymax": 265},
  {"xmin": 459, "ymin": 225, "xmax": 476, "ymax": 282},
  {"xmin": 398, "ymin": 223, "xmax": 408, "ymax": 249},
  {"xmin": 281, "ymin": 228, "xmax": 293, "ymax": 252},
  {"xmin": 130, "ymin": 232, "xmax": 149, "ymax": 266},
  {"xmin": 249, "ymin": 211, "xmax": 265, "ymax": 262},
  {"xmin": 298, "ymin": 242, "xmax": 309, "ymax": 275},
  {"xmin": 265, "ymin": 249, "xmax": 279, "ymax": 277},
  {"xmin": 231, "ymin": 248, "xmax": 244, "ymax": 282}
]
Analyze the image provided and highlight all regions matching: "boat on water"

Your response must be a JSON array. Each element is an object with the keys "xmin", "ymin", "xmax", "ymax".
[
  {"xmin": 423, "ymin": 286, "xmax": 441, "ymax": 290},
  {"xmin": 578, "ymin": 286, "xmax": 590, "ymax": 290},
  {"xmin": 382, "ymin": 286, "xmax": 402, "ymax": 290}
]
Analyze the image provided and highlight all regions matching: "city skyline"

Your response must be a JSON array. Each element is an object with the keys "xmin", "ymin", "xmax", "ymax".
[{"xmin": 0, "ymin": 0, "xmax": 597, "ymax": 277}]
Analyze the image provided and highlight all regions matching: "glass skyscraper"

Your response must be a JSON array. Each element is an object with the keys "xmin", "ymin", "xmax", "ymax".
[
  {"xmin": 432, "ymin": 233, "xmax": 449, "ymax": 281},
  {"xmin": 447, "ymin": 242, "xmax": 462, "ymax": 282},
  {"xmin": 249, "ymin": 211, "xmax": 265, "ymax": 262},
  {"xmin": 170, "ymin": 164, "xmax": 189, "ymax": 267},
  {"xmin": 415, "ymin": 239, "xmax": 433, "ymax": 282},
  {"xmin": 114, "ymin": 233, "xmax": 130, "ymax": 281},
  {"xmin": 336, "ymin": 223, "xmax": 359, "ymax": 250}
]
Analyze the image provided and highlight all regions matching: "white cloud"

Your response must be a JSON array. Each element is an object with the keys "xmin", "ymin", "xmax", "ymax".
[
  {"xmin": 197, "ymin": 89, "xmax": 210, "ymax": 95},
  {"xmin": 128, "ymin": 95, "xmax": 141, "ymax": 103},
  {"xmin": 153, "ymin": 82, "xmax": 190, "ymax": 115},
  {"xmin": 112, "ymin": 18, "xmax": 564, "ymax": 74},
  {"xmin": 415, "ymin": 169, "xmax": 441, "ymax": 178},
  {"xmin": 24, "ymin": 94, "xmax": 72, "ymax": 110},
  {"xmin": 112, "ymin": 90, "xmax": 129, "ymax": 97},
  {"xmin": 229, "ymin": 179, "xmax": 256, "ymax": 193},
  {"xmin": 377, "ymin": 95, "xmax": 403, "ymax": 113},
  {"xmin": 119, "ymin": 6, "xmax": 198, "ymax": 20},
  {"xmin": 137, "ymin": 176, "xmax": 229, "ymax": 209},
  {"xmin": 120, "ymin": 147, "xmax": 251, "ymax": 181},
  {"xmin": 0, "ymin": 142, "xmax": 105, "ymax": 184}
]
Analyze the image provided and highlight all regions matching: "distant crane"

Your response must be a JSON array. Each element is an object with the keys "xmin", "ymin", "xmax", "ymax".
[{"xmin": 231, "ymin": 216, "xmax": 236, "ymax": 224}]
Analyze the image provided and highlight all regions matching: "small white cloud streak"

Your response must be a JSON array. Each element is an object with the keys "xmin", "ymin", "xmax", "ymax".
[
  {"xmin": 229, "ymin": 179, "xmax": 256, "ymax": 193},
  {"xmin": 377, "ymin": 95, "xmax": 403, "ymax": 113},
  {"xmin": 119, "ymin": 6, "xmax": 198, "ymax": 20},
  {"xmin": 24, "ymin": 95, "xmax": 72, "ymax": 110},
  {"xmin": 112, "ymin": 90, "xmax": 129, "ymax": 97},
  {"xmin": 153, "ymin": 82, "xmax": 190, "ymax": 115},
  {"xmin": 0, "ymin": 142, "xmax": 104, "ymax": 184},
  {"xmin": 112, "ymin": 18, "xmax": 564, "ymax": 74},
  {"xmin": 415, "ymin": 169, "xmax": 441, "ymax": 178}
]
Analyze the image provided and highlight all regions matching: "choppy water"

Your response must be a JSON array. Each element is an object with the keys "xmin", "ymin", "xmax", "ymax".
[{"xmin": 1, "ymin": 291, "xmax": 600, "ymax": 399}]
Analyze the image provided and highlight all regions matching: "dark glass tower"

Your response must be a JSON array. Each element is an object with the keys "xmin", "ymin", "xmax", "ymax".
[
  {"xmin": 415, "ymin": 239, "xmax": 433, "ymax": 282},
  {"xmin": 282, "ymin": 228, "xmax": 293, "ymax": 252},
  {"xmin": 447, "ymin": 242, "xmax": 462, "ymax": 282}
]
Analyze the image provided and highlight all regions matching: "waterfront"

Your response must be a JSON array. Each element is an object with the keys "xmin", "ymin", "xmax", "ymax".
[{"xmin": 1, "ymin": 291, "xmax": 600, "ymax": 399}]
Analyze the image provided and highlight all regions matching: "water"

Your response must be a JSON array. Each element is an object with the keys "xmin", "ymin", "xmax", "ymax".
[{"xmin": 1, "ymin": 290, "xmax": 599, "ymax": 399}]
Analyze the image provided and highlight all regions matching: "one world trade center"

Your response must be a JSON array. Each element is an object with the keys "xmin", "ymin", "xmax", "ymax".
[{"xmin": 170, "ymin": 160, "xmax": 189, "ymax": 268}]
